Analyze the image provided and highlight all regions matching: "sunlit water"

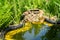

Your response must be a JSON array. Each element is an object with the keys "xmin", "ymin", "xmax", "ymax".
[
  {"xmin": 12, "ymin": 24, "xmax": 60, "ymax": 40},
  {"xmin": 0, "ymin": 24, "xmax": 60, "ymax": 40},
  {"xmin": 12, "ymin": 24, "xmax": 52, "ymax": 40},
  {"xmin": 22, "ymin": 25, "xmax": 50, "ymax": 40}
]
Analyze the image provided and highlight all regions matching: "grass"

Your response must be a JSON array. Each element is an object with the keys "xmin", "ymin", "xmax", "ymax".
[{"xmin": 0, "ymin": 0, "xmax": 60, "ymax": 29}]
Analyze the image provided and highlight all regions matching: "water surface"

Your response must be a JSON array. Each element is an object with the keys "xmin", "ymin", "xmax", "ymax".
[{"xmin": 13, "ymin": 24, "xmax": 60, "ymax": 40}]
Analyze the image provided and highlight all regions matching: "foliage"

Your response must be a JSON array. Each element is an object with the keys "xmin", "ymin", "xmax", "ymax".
[{"xmin": 0, "ymin": 0, "xmax": 60, "ymax": 28}]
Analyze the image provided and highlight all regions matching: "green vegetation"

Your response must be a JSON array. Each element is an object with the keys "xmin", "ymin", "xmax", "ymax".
[{"xmin": 0, "ymin": 0, "xmax": 60, "ymax": 28}]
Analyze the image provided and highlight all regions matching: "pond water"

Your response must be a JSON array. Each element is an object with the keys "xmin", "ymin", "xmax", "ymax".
[{"xmin": 12, "ymin": 24, "xmax": 60, "ymax": 40}]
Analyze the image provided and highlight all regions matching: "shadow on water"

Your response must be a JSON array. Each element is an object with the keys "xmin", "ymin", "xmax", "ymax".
[
  {"xmin": 43, "ymin": 25, "xmax": 60, "ymax": 40},
  {"xmin": 12, "ymin": 24, "xmax": 60, "ymax": 40}
]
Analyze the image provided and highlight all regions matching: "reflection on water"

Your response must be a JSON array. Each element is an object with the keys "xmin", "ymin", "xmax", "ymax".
[
  {"xmin": 23, "ymin": 25, "xmax": 50, "ymax": 40},
  {"xmin": 13, "ymin": 24, "xmax": 60, "ymax": 40}
]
